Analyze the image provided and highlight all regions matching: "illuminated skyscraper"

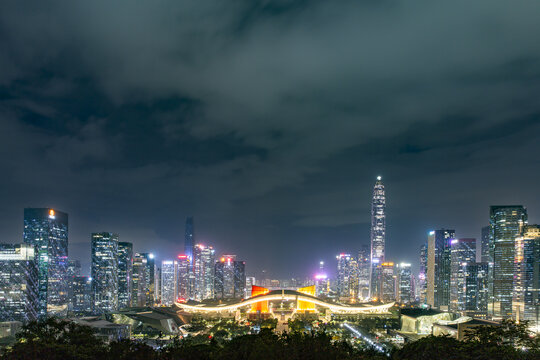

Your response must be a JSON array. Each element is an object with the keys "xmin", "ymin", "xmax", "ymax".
[
  {"xmin": 358, "ymin": 245, "xmax": 370, "ymax": 300},
  {"xmin": 67, "ymin": 260, "xmax": 81, "ymax": 311},
  {"xmin": 427, "ymin": 229, "xmax": 455, "ymax": 309},
  {"xmin": 370, "ymin": 176, "xmax": 386, "ymax": 298},
  {"xmin": 131, "ymin": 253, "xmax": 147, "ymax": 306},
  {"xmin": 91, "ymin": 232, "xmax": 119, "ymax": 314},
  {"xmin": 214, "ymin": 255, "xmax": 245, "ymax": 300},
  {"xmin": 449, "ymin": 238, "xmax": 476, "ymax": 312},
  {"xmin": 118, "ymin": 242, "xmax": 133, "ymax": 309},
  {"xmin": 489, "ymin": 205, "xmax": 527, "ymax": 319},
  {"xmin": 378, "ymin": 262, "xmax": 396, "ymax": 302},
  {"xmin": 72, "ymin": 276, "xmax": 93, "ymax": 314},
  {"xmin": 23, "ymin": 208, "xmax": 69, "ymax": 317},
  {"xmin": 176, "ymin": 255, "xmax": 190, "ymax": 302},
  {"xmin": 398, "ymin": 263, "xmax": 413, "ymax": 304},
  {"xmin": 161, "ymin": 260, "xmax": 177, "ymax": 305},
  {"xmin": 512, "ymin": 225, "xmax": 540, "ymax": 327},
  {"xmin": 137, "ymin": 252, "xmax": 156, "ymax": 306},
  {"xmin": 418, "ymin": 243, "xmax": 428, "ymax": 303},
  {"xmin": 480, "ymin": 226, "xmax": 491, "ymax": 263},
  {"xmin": 465, "ymin": 262, "xmax": 489, "ymax": 318},
  {"xmin": 185, "ymin": 217, "xmax": 194, "ymax": 262},
  {"xmin": 336, "ymin": 253, "xmax": 359, "ymax": 302},
  {"xmin": 193, "ymin": 244, "xmax": 215, "ymax": 300},
  {"xmin": 0, "ymin": 244, "xmax": 38, "ymax": 322}
]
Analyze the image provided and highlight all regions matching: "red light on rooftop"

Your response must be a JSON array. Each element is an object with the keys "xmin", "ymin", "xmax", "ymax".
[{"xmin": 178, "ymin": 255, "xmax": 188, "ymax": 259}]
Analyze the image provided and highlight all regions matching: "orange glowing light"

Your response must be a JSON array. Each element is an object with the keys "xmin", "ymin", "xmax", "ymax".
[
  {"xmin": 250, "ymin": 286, "xmax": 270, "ymax": 313},
  {"xmin": 297, "ymin": 285, "xmax": 316, "ymax": 312},
  {"xmin": 49, "ymin": 209, "xmax": 55, "ymax": 216}
]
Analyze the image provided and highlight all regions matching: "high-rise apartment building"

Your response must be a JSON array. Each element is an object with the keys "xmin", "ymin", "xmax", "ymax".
[
  {"xmin": 185, "ymin": 217, "xmax": 194, "ymax": 262},
  {"xmin": 118, "ymin": 242, "xmax": 133, "ymax": 309},
  {"xmin": 370, "ymin": 177, "xmax": 386, "ymax": 299},
  {"xmin": 427, "ymin": 229, "xmax": 455, "ymax": 309},
  {"xmin": 0, "ymin": 244, "xmax": 38, "ymax": 322},
  {"xmin": 512, "ymin": 225, "xmax": 540, "ymax": 327},
  {"xmin": 214, "ymin": 255, "xmax": 245, "ymax": 300},
  {"xmin": 161, "ymin": 260, "xmax": 177, "ymax": 305},
  {"xmin": 91, "ymin": 232, "xmax": 119, "ymax": 314},
  {"xmin": 193, "ymin": 244, "xmax": 215, "ymax": 300},
  {"xmin": 358, "ymin": 245, "xmax": 370, "ymax": 300},
  {"xmin": 489, "ymin": 205, "xmax": 527, "ymax": 319},
  {"xmin": 23, "ymin": 208, "xmax": 69, "ymax": 317},
  {"xmin": 450, "ymin": 238, "xmax": 476, "ymax": 312},
  {"xmin": 398, "ymin": 263, "xmax": 413, "ymax": 304}
]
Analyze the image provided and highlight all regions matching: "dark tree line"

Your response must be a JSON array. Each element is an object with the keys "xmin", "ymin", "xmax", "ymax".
[{"xmin": 2, "ymin": 318, "xmax": 539, "ymax": 360}]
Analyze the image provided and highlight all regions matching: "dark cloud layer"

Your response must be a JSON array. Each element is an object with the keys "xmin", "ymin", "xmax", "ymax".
[{"xmin": 1, "ymin": 0, "xmax": 539, "ymax": 277}]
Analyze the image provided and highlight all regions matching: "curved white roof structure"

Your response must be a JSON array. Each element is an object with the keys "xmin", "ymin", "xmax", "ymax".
[{"xmin": 176, "ymin": 290, "xmax": 394, "ymax": 314}]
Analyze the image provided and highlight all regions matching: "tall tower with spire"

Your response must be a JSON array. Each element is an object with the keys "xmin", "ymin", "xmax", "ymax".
[{"xmin": 369, "ymin": 176, "xmax": 386, "ymax": 299}]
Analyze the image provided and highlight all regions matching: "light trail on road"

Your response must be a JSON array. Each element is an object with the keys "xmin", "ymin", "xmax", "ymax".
[{"xmin": 342, "ymin": 323, "xmax": 389, "ymax": 356}]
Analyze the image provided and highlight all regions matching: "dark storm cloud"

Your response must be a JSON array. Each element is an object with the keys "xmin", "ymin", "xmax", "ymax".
[{"xmin": 0, "ymin": 0, "xmax": 539, "ymax": 276}]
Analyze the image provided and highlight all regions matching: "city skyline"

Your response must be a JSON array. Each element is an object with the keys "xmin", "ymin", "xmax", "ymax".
[{"xmin": 1, "ymin": 1, "xmax": 540, "ymax": 279}]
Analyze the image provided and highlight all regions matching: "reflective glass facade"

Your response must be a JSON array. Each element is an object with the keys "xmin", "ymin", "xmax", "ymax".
[
  {"xmin": 23, "ymin": 208, "xmax": 68, "ymax": 318},
  {"xmin": 193, "ymin": 244, "xmax": 215, "ymax": 300},
  {"xmin": 72, "ymin": 276, "xmax": 93, "ymax": 314},
  {"xmin": 176, "ymin": 255, "xmax": 190, "ymax": 302},
  {"xmin": 161, "ymin": 260, "xmax": 177, "ymax": 305},
  {"xmin": 214, "ymin": 255, "xmax": 245, "ymax": 300},
  {"xmin": 512, "ymin": 225, "xmax": 540, "ymax": 328},
  {"xmin": 91, "ymin": 232, "xmax": 119, "ymax": 313},
  {"xmin": 398, "ymin": 263, "xmax": 413, "ymax": 304},
  {"xmin": 131, "ymin": 253, "xmax": 147, "ymax": 306},
  {"xmin": 0, "ymin": 244, "xmax": 38, "ymax": 322},
  {"xmin": 489, "ymin": 205, "xmax": 527, "ymax": 319},
  {"xmin": 118, "ymin": 242, "xmax": 133, "ymax": 309},
  {"xmin": 450, "ymin": 238, "xmax": 476, "ymax": 312},
  {"xmin": 427, "ymin": 229, "xmax": 455, "ymax": 309},
  {"xmin": 370, "ymin": 177, "xmax": 386, "ymax": 298}
]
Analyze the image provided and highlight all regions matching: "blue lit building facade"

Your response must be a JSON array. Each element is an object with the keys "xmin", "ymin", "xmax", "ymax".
[
  {"xmin": 118, "ymin": 242, "xmax": 133, "ymax": 309},
  {"xmin": 427, "ymin": 229, "xmax": 455, "ymax": 309},
  {"xmin": 23, "ymin": 208, "xmax": 69, "ymax": 318}
]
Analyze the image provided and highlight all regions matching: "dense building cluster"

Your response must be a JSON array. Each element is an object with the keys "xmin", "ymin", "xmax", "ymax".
[
  {"xmin": 333, "ymin": 178, "xmax": 540, "ymax": 333},
  {"xmin": 0, "ymin": 210, "xmax": 247, "ymax": 322}
]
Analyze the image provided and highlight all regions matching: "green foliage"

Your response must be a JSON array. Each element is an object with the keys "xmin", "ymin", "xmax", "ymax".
[{"xmin": 2, "ymin": 318, "xmax": 106, "ymax": 360}]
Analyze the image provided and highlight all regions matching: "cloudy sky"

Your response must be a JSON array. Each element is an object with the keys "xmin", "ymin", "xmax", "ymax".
[{"xmin": 1, "ymin": 0, "xmax": 539, "ymax": 278}]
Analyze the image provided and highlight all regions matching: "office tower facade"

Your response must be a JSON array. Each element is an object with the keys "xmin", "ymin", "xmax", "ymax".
[
  {"xmin": 67, "ymin": 260, "xmax": 81, "ymax": 311},
  {"xmin": 370, "ymin": 176, "xmax": 386, "ymax": 298},
  {"xmin": 480, "ymin": 226, "xmax": 491, "ymax": 263},
  {"xmin": 398, "ymin": 263, "xmax": 413, "ymax": 304},
  {"xmin": 118, "ymin": 242, "xmax": 133, "ymax": 309},
  {"xmin": 427, "ymin": 229, "xmax": 455, "ymax": 309},
  {"xmin": 418, "ymin": 243, "xmax": 428, "ymax": 303},
  {"xmin": 72, "ymin": 276, "xmax": 93, "ymax": 314},
  {"xmin": 0, "ymin": 244, "xmax": 38, "ymax": 322},
  {"xmin": 176, "ymin": 255, "xmax": 190, "ymax": 302},
  {"xmin": 246, "ymin": 277, "xmax": 256, "ymax": 297},
  {"xmin": 193, "ymin": 244, "xmax": 215, "ymax": 300},
  {"xmin": 358, "ymin": 245, "xmax": 371, "ymax": 300},
  {"xmin": 449, "ymin": 238, "xmax": 477, "ymax": 312},
  {"xmin": 489, "ymin": 205, "xmax": 527, "ymax": 319},
  {"xmin": 214, "ymin": 255, "xmax": 245, "ymax": 300},
  {"xmin": 137, "ymin": 253, "xmax": 156, "ymax": 306},
  {"xmin": 131, "ymin": 253, "xmax": 147, "ymax": 306},
  {"xmin": 161, "ymin": 260, "xmax": 177, "ymax": 305},
  {"xmin": 512, "ymin": 225, "xmax": 540, "ymax": 327},
  {"xmin": 185, "ymin": 217, "xmax": 194, "ymax": 262},
  {"xmin": 91, "ymin": 232, "xmax": 119, "ymax": 314},
  {"xmin": 336, "ymin": 253, "xmax": 360, "ymax": 302},
  {"xmin": 23, "ymin": 208, "xmax": 69, "ymax": 317},
  {"xmin": 463, "ymin": 262, "xmax": 489, "ymax": 318},
  {"xmin": 378, "ymin": 262, "xmax": 396, "ymax": 302}
]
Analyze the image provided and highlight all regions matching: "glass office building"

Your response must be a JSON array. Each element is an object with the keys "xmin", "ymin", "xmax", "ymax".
[
  {"xmin": 449, "ymin": 238, "xmax": 476, "ymax": 312},
  {"xmin": 91, "ymin": 232, "xmax": 119, "ymax": 314},
  {"xmin": 0, "ymin": 244, "xmax": 38, "ymax": 322},
  {"xmin": 23, "ymin": 208, "xmax": 69, "ymax": 318},
  {"xmin": 427, "ymin": 229, "xmax": 455, "ymax": 309},
  {"xmin": 489, "ymin": 205, "xmax": 527, "ymax": 319},
  {"xmin": 118, "ymin": 242, "xmax": 133, "ymax": 309},
  {"xmin": 370, "ymin": 177, "xmax": 386, "ymax": 299}
]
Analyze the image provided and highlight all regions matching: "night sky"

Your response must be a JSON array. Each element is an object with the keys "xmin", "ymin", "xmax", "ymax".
[{"xmin": 1, "ymin": 1, "xmax": 539, "ymax": 279}]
